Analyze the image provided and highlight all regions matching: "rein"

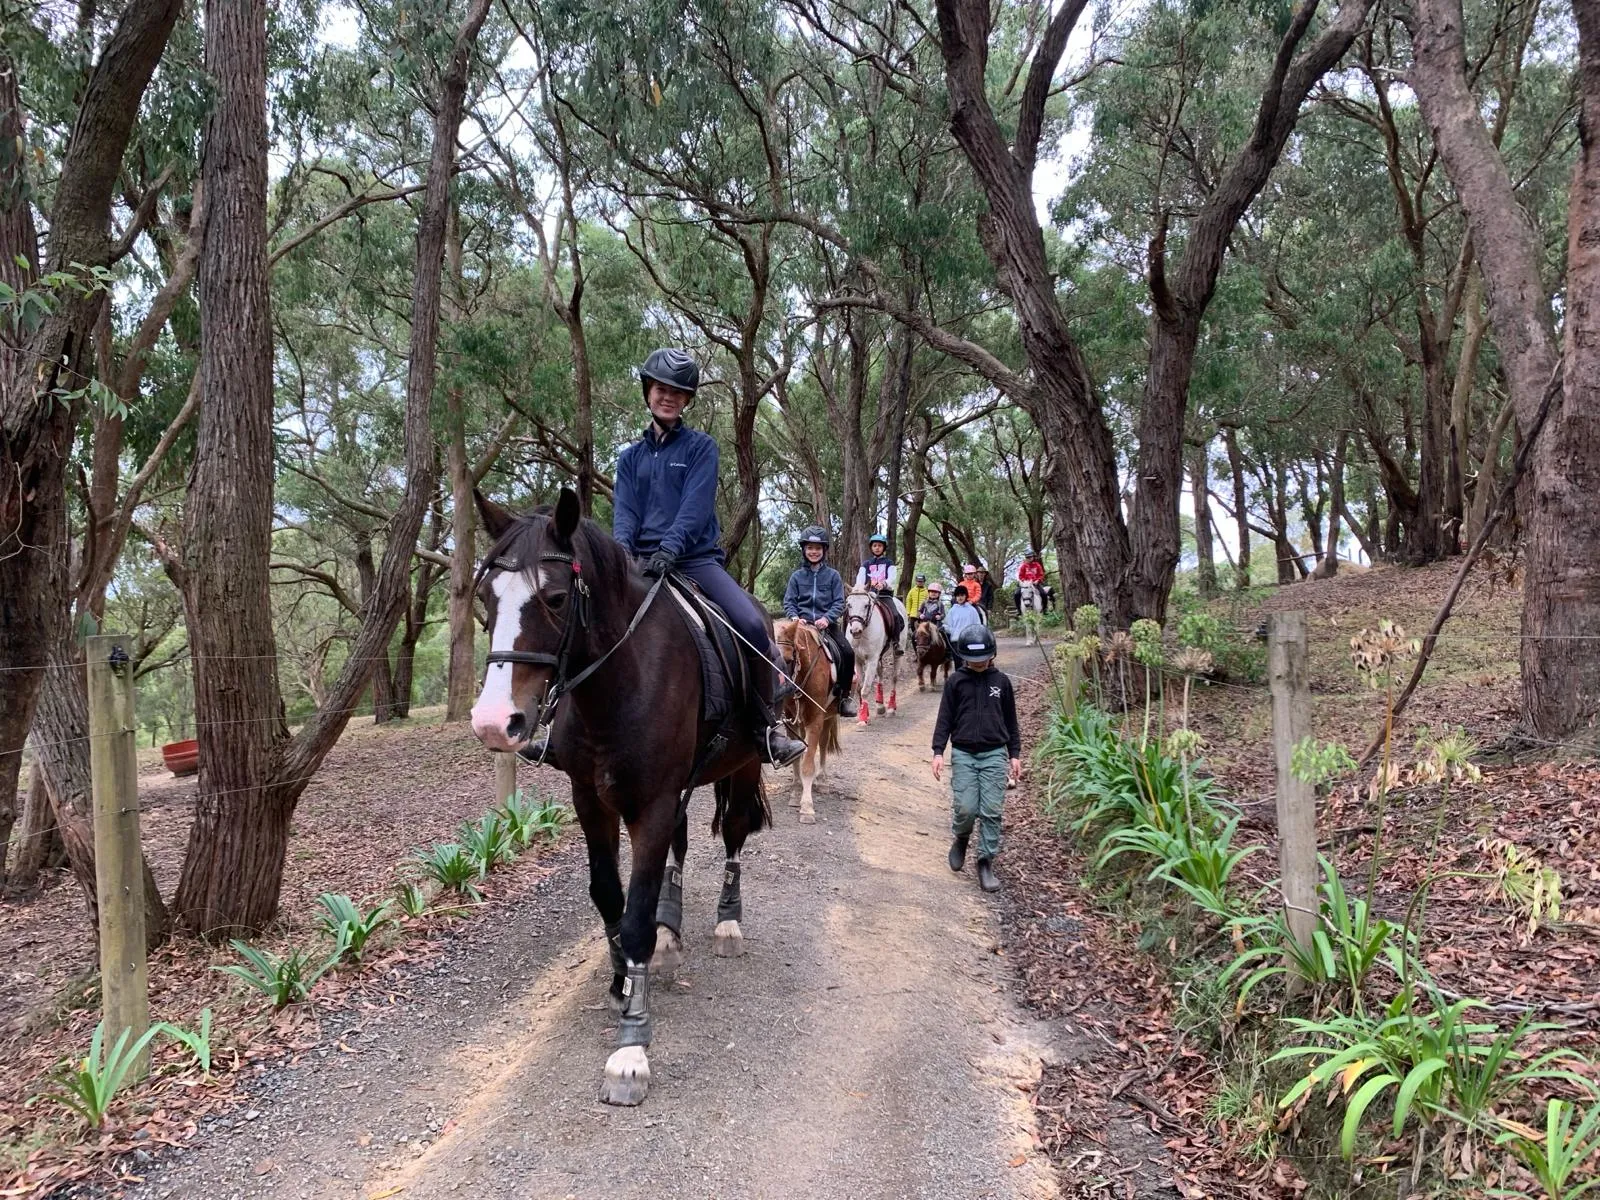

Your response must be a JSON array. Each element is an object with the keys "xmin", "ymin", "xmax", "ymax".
[{"xmin": 483, "ymin": 547, "xmax": 667, "ymax": 730}]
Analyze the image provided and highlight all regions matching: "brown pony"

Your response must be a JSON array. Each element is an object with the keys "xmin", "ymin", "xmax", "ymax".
[
  {"xmin": 913, "ymin": 619, "xmax": 952, "ymax": 690},
  {"xmin": 773, "ymin": 619, "xmax": 841, "ymax": 824}
]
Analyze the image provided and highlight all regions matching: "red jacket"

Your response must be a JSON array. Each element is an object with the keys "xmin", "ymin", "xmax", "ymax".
[{"xmin": 1018, "ymin": 559, "xmax": 1045, "ymax": 585}]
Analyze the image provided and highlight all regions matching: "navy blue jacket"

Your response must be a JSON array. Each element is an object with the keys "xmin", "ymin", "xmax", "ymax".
[
  {"xmin": 782, "ymin": 560, "xmax": 846, "ymax": 623},
  {"xmin": 612, "ymin": 422, "xmax": 723, "ymax": 563}
]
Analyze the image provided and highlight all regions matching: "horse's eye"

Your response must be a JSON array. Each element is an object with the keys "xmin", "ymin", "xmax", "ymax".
[{"xmin": 546, "ymin": 592, "xmax": 566, "ymax": 609}]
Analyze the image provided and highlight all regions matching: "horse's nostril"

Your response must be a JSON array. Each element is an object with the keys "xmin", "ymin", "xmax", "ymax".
[{"xmin": 505, "ymin": 712, "xmax": 527, "ymax": 742}]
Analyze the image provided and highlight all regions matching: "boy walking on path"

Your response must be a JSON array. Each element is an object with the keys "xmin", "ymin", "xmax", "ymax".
[{"xmin": 931, "ymin": 626, "xmax": 1021, "ymax": 893}]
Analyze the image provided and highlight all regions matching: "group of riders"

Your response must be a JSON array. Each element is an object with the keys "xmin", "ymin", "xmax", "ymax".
[{"xmin": 526, "ymin": 346, "xmax": 1048, "ymax": 778}]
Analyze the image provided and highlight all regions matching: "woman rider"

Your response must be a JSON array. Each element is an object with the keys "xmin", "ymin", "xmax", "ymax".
[
  {"xmin": 781, "ymin": 526, "xmax": 857, "ymax": 716},
  {"xmin": 524, "ymin": 349, "xmax": 806, "ymax": 769}
]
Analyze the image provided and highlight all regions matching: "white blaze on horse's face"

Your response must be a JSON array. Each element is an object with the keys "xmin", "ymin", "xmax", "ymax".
[
  {"xmin": 844, "ymin": 589, "xmax": 872, "ymax": 635},
  {"xmin": 469, "ymin": 569, "xmax": 537, "ymax": 752}
]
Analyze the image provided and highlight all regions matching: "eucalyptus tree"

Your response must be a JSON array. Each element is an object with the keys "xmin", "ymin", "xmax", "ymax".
[
  {"xmin": 1410, "ymin": 0, "xmax": 1595, "ymax": 738},
  {"xmin": 1, "ymin": 0, "xmax": 189, "ymax": 914},
  {"xmin": 161, "ymin": 0, "xmax": 494, "ymax": 935}
]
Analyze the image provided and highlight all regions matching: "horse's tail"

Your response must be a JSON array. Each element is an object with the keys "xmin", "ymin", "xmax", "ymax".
[
  {"xmin": 820, "ymin": 711, "xmax": 840, "ymax": 765},
  {"xmin": 712, "ymin": 772, "xmax": 772, "ymax": 837}
]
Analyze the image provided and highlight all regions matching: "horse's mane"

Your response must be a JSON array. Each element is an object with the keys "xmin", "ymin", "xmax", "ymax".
[{"xmin": 481, "ymin": 506, "xmax": 639, "ymax": 609}]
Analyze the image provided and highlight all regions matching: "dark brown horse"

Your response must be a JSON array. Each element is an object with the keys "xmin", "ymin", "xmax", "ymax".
[
  {"xmin": 913, "ymin": 619, "xmax": 952, "ymax": 690},
  {"xmin": 469, "ymin": 489, "xmax": 770, "ymax": 1106}
]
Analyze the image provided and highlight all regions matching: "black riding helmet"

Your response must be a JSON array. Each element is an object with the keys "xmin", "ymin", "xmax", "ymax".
[
  {"xmin": 952, "ymin": 625, "xmax": 997, "ymax": 663},
  {"xmin": 639, "ymin": 348, "xmax": 700, "ymax": 403},
  {"xmin": 798, "ymin": 525, "xmax": 829, "ymax": 551}
]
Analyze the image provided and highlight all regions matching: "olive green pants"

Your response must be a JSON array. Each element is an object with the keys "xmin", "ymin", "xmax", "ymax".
[{"xmin": 950, "ymin": 746, "xmax": 1008, "ymax": 861}]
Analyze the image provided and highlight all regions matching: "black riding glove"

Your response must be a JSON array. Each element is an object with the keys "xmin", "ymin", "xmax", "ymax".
[{"xmin": 643, "ymin": 550, "xmax": 676, "ymax": 578}]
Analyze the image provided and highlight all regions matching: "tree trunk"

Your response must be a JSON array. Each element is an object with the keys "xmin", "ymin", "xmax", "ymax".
[
  {"xmin": 1411, "ymin": 0, "xmax": 1597, "ymax": 737},
  {"xmin": 1223, "ymin": 427, "xmax": 1252, "ymax": 589},
  {"xmin": 1190, "ymin": 439, "xmax": 1219, "ymax": 597},
  {"xmin": 1524, "ymin": 1, "xmax": 1600, "ymax": 736},
  {"xmin": 173, "ymin": 0, "xmax": 288, "ymax": 936},
  {"xmin": 6, "ymin": 771, "xmax": 54, "ymax": 891},
  {"xmin": 1127, "ymin": 0, "xmax": 1375, "ymax": 618},
  {"xmin": 174, "ymin": 0, "xmax": 485, "ymax": 935},
  {"xmin": 31, "ymin": 637, "xmax": 170, "ymax": 944},
  {"xmin": 355, "ymin": 539, "xmax": 398, "ymax": 724},
  {"xmin": 1415, "ymin": 324, "xmax": 1453, "ymax": 561},
  {"xmin": 1451, "ymin": 268, "xmax": 1489, "ymax": 545},
  {"xmin": 900, "ymin": 433, "xmax": 928, "ymax": 595},
  {"xmin": 933, "ymin": 0, "xmax": 1134, "ymax": 627},
  {"xmin": 722, "ymin": 353, "xmax": 764, "ymax": 564},
  {"xmin": 1467, "ymin": 397, "xmax": 1516, "ymax": 542},
  {"xmin": 443, "ymin": 213, "xmax": 476, "ymax": 723},
  {"xmin": 1315, "ymin": 432, "xmax": 1348, "ymax": 577},
  {"xmin": 0, "ymin": 2, "xmax": 182, "ymax": 901}
]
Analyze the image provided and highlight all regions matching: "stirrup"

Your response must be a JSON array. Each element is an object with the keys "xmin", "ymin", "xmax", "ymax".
[
  {"xmin": 760, "ymin": 726, "xmax": 806, "ymax": 768},
  {"xmin": 517, "ymin": 729, "xmax": 560, "ymax": 770}
]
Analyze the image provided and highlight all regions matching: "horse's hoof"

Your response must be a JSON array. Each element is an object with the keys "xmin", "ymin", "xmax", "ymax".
[
  {"xmin": 651, "ymin": 927, "xmax": 683, "ymax": 974},
  {"xmin": 713, "ymin": 919, "xmax": 746, "ymax": 957},
  {"xmin": 799, "ymin": 809, "xmax": 816, "ymax": 825},
  {"xmin": 600, "ymin": 1045, "xmax": 651, "ymax": 1106}
]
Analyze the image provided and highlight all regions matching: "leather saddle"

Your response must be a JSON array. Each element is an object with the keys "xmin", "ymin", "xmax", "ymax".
[
  {"xmin": 874, "ymin": 598, "xmax": 905, "ymax": 648},
  {"xmin": 664, "ymin": 577, "xmax": 751, "ymax": 732}
]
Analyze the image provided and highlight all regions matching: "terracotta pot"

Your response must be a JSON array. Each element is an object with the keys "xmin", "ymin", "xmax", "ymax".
[{"xmin": 162, "ymin": 738, "xmax": 199, "ymax": 777}]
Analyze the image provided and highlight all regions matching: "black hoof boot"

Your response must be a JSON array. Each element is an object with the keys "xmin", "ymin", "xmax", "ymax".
[
  {"xmin": 948, "ymin": 835, "xmax": 969, "ymax": 873},
  {"xmin": 760, "ymin": 726, "xmax": 808, "ymax": 768},
  {"xmin": 977, "ymin": 858, "xmax": 1000, "ymax": 893}
]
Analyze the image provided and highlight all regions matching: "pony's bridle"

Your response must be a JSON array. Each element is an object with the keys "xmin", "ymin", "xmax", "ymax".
[{"xmin": 481, "ymin": 547, "xmax": 665, "ymax": 731}]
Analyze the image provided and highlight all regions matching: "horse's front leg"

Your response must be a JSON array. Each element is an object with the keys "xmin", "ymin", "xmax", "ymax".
[
  {"xmin": 573, "ymin": 788, "xmax": 626, "ymax": 1011},
  {"xmin": 797, "ymin": 723, "xmax": 818, "ymax": 823},
  {"xmin": 651, "ymin": 809, "xmax": 688, "ymax": 975},
  {"xmin": 600, "ymin": 802, "xmax": 674, "ymax": 1107}
]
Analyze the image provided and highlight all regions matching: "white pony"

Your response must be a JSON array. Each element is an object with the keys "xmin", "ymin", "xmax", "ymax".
[
  {"xmin": 1019, "ymin": 580, "xmax": 1044, "ymax": 646},
  {"xmin": 844, "ymin": 585, "xmax": 907, "ymax": 725}
]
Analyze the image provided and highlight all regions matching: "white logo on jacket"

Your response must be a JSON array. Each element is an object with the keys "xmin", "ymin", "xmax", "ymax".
[{"xmin": 989, "ymin": 686, "xmax": 1002, "ymax": 699}]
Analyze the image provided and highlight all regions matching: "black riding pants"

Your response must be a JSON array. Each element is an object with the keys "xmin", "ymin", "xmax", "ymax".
[{"xmin": 820, "ymin": 625, "xmax": 856, "ymax": 699}]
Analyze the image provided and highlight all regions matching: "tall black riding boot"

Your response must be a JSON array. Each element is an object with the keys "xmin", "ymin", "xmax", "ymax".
[{"xmin": 749, "ymin": 652, "xmax": 806, "ymax": 768}]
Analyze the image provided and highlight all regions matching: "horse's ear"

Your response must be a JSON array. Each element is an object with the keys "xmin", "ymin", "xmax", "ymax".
[
  {"xmin": 475, "ymin": 489, "xmax": 517, "ymax": 539},
  {"xmin": 553, "ymin": 487, "xmax": 581, "ymax": 546}
]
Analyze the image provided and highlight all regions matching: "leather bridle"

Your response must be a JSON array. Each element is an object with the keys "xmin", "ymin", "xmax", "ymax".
[{"xmin": 481, "ymin": 547, "xmax": 666, "ymax": 731}]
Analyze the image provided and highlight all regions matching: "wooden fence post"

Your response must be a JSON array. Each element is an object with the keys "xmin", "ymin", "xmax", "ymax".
[
  {"xmin": 87, "ymin": 634, "xmax": 150, "ymax": 1076},
  {"xmin": 1268, "ymin": 612, "xmax": 1317, "ymax": 991},
  {"xmin": 494, "ymin": 751, "xmax": 518, "ymax": 806}
]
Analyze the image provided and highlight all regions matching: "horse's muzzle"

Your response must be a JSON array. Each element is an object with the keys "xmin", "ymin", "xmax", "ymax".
[{"xmin": 471, "ymin": 676, "xmax": 551, "ymax": 753}]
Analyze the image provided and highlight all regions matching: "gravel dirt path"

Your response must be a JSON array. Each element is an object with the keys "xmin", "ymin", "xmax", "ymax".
[{"xmin": 128, "ymin": 640, "xmax": 1065, "ymax": 1200}]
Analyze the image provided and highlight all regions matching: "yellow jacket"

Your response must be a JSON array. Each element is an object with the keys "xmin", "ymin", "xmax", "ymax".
[{"xmin": 905, "ymin": 584, "xmax": 929, "ymax": 616}]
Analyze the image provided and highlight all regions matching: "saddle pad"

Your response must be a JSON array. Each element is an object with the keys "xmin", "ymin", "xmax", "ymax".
[
  {"xmin": 812, "ymin": 628, "xmax": 840, "ymax": 686},
  {"xmin": 666, "ymin": 581, "xmax": 746, "ymax": 730}
]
